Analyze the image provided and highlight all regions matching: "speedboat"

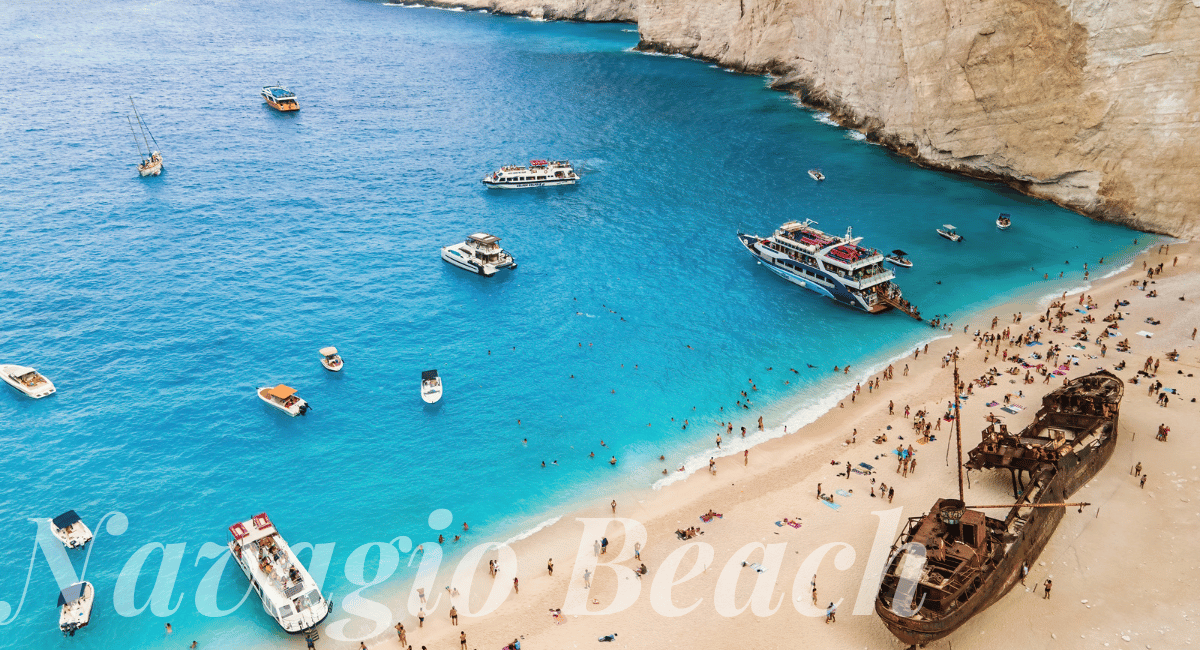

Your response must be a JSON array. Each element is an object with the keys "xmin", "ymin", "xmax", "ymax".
[
  {"xmin": 257, "ymin": 384, "xmax": 309, "ymax": 416},
  {"xmin": 808, "ymin": 169, "xmax": 825, "ymax": 181},
  {"xmin": 937, "ymin": 224, "xmax": 964, "ymax": 242},
  {"xmin": 482, "ymin": 160, "xmax": 578, "ymax": 188},
  {"xmin": 262, "ymin": 85, "xmax": 299, "ymax": 112},
  {"xmin": 228, "ymin": 513, "xmax": 332, "ymax": 633},
  {"xmin": 319, "ymin": 347, "xmax": 342, "ymax": 372},
  {"xmin": 58, "ymin": 582, "xmax": 94, "ymax": 636},
  {"xmin": 0, "ymin": 364, "xmax": 56, "ymax": 398},
  {"xmin": 996, "ymin": 213, "xmax": 1012, "ymax": 230},
  {"xmin": 50, "ymin": 511, "xmax": 94, "ymax": 549},
  {"xmin": 421, "ymin": 369, "xmax": 443, "ymax": 404},
  {"xmin": 884, "ymin": 249, "xmax": 913, "ymax": 268},
  {"xmin": 441, "ymin": 233, "xmax": 517, "ymax": 277},
  {"xmin": 737, "ymin": 220, "xmax": 921, "ymax": 320}
]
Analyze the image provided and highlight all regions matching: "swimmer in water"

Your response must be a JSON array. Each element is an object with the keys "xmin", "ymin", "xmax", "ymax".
[{"xmin": 610, "ymin": 456, "xmax": 617, "ymax": 465}]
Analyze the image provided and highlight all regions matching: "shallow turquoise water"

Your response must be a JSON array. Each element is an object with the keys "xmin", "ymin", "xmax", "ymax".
[{"xmin": 0, "ymin": 1, "xmax": 1151, "ymax": 647}]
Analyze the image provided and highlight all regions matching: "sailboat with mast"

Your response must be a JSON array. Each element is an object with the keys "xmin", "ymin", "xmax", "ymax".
[
  {"xmin": 127, "ymin": 97, "xmax": 163, "ymax": 177},
  {"xmin": 874, "ymin": 362, "xmax": 1111, "ymax": 648}
]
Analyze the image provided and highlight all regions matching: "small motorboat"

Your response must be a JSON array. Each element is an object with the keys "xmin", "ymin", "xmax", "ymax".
[
  {"xmin": 261, "ymin": 85, "xmax": 299, "ymax": 111},
  {"xmin": 319, "ymin": 347, "xmax": 343, "ymax": 372},
  {"xmin": 421, "ymin": 369, "xmax": 443, "ymax": 404},
  {"xmin": 996, "ymin": 213, "xmax": 1012, "ymax": 230},
  {"xmin": 58, "ymin": 582, "xmax": 94, "ymax": 636},
  {"xmin": 937, "ymin": 224, "xmax": 964, "ymax": 242},
  {"xmin": 884, "ymin": 249, "xmax": 913, "ymax": 268},
  {"xmin": 0, "ymin": 364, "xmax": 56, "ymax": 398},
  {"xmin": 257, "ymin": 384, "xmax": 309, "ymax": 416},
  {"xmin": 808, "ymin": 169, "xmax": 825, "ymax": 181},
  {"xmin": 50, "ymin": 511, "xmax": 94, "ymax": 549}
]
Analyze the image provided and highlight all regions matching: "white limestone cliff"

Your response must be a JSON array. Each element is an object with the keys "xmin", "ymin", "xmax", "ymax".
[{"xmin": 396, "ymin": 0, "xmax": 636, "ymax": 22}]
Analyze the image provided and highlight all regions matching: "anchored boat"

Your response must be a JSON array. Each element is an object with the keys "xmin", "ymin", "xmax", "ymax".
[
  {"xmin": 50, "ymin": 511, "xmax": 93, "ymax": 549},
  {"xmin": 257, "ymin": 384, "xmax": 309, "ymax": 416},
  {"xmin": 262, "ymin": 85, "xmax": 299, "ymax": 112},
  {"xmin": 421, "ymin": 369, "xmax": 442, "ymax": 404},
  {"xmin": 482, "ymin": 160, "xmax": 577, "ymax": 188},
  {"xmin": 58, "ymin": 582, "xmax": 94, "ymax": 636},
  {"xmin": 127, "ymin": 98, "xmax": 163, "ymax": 177},
  {"xmin": 996, "ymin": 213, "xmax": 1012, "ymax": 230},
  {"xmin": 737, "ymin": 220, "xmax": 920, "ymax": 319},
  {"xmin": 228, "ymin": 513, "xmax": 331, "ymax": 634},
  {"xmin": 875, "ymin": 367, "xmax": 1119, "ymax": 647},
  {"xmin": 441, "ymin": 233, "xmax": 517, "ymax": 276},
  {"xmin": 937, "ymin": 224, "xmax": 964, "ymax": 242},
  {"xmin": 884, "ymin": 249, "xmax": 913, "ymax": 269},
  {"xmin": 0, "ymin": 364, "xmax": 56, "ymax": 398},
  {"xmin": 319, "ymin": 347, "xmax": 342, "ymax": 372},
  {"xmin": 807, "ymin": 169, "xmax": 825, "ymax": 181}
]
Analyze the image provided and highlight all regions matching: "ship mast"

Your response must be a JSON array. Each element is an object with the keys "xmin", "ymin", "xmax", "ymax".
[
  {"xmin": 129, "ymin": 97, "xmax": 159, "ymax": 153},
  {"xmin": 953, "ymin": 359, "xmax": 964, "ymax": 502},
  {"xmin": 127, "ymin": 115, "xmax": 147, "ymax": 162}
]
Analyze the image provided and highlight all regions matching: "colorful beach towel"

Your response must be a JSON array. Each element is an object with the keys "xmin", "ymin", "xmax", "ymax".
[
  {"xmin": 787, "ymin": 520, "xmax": 802, "ymax": 529},
  {"xmin": 986, "ymin": 401, "xmax": 999, "ymax": 407},
  {"xmin": 699, "ymin": 513, "xmax": 723, "ymax": 523},
  {"xmin": 1000, "ymin": 404, "xmax": 1025, "ymax": 414}
]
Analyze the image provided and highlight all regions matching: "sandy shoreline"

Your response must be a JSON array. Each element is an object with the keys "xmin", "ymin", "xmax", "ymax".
[{"xmin": 323, "ymin": 240, "xmax": 1199, "ymax": 650}]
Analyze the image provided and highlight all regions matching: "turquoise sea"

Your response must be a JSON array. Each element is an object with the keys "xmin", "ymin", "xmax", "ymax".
[{"xmin": 0, "ymin": 1, "xmax": 1152, "ymax": 647}]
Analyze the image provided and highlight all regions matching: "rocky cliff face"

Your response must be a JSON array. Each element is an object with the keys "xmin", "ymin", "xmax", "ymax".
[
  {"xmin": 404, "ymin": 0, "xmax": 1199, "ymax": 236},
  {"xmin": 636, "ymin": 0, "xmax": 1200, "ymax": 237},
  {"xmin": 399, "ymin": 0, "xmax": 636, "ymax": 22}
]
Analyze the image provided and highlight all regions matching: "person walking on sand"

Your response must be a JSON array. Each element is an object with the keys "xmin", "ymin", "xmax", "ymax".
[
  {"xmin": 888, "ymin": 487, "xmax": 894, "ymax": 503},
  {"xmin": 634, "ymin": 541, "xmax": 642, "ymax": 560},
  {"xmin": 744, "ymin": 449, "xmax": 749, "ymax": 465},
  {"xmin": 611, "ymin": 499, "xmax": 617, "ymax": 514},
  {"xmin": 396, "ymin": 623, "xmax": 406, "ymax": 646},
  {"xmin": 593, "ymin": 539, "xmax": 601, "ymax": 557},
  {"xmin": 826, "ymin": 602, "xmax": 837, "ymax": 623},
  {"xmin": 547, "ymin": 559, "xmax": 554, "ymax": 576},
  {"xmin": 846, "ymin": 461, "xmax": 852, "ymax": 479},
  {"xmin": 1134, "ymin": 462, "xmax": 1142, "ymax": 477},
  {"xmin": 1021, "ymin": 562, "xmax": 1028, "ymax": 585},
  {"xmin": 1140, "ymin": 475, "xmax": 1147, "ymax": 489},
  {"xmin": 460, "ymin": 631, "xmax": 467, "ymax": 649},
  {"xmin": 583, "ymin": 569, "xmax": 592, "ymax": 588},
  {"xmin": 513, "ymin": 577, "xmax": 519, "ymax": 594},
  {"xmin": 601, "ymin": 537, "xmax": 608, "ymax": 554},
  {"xmin": 418, "ymin": 608, "xmax": 425, "ymax": 628},
  {"xmin": 816, "ymin": 483, "xmax": 822, "ymax": 498},
  {"xmin": 1043, "ymin": 578, "xmax": 1052, "ymax": 599},
  {"xmin": 450, "ymin": 605, "xmax": 458, "ymax": 625},
  {"xmin": 909, "ymin": 457, "xmax": 917, "ymax": 475}
]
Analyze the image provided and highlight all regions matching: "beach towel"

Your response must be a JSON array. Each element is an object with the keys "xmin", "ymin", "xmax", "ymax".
[
  {"xmin": 787, "ymin": 520, "xmax": 802, "ymax": 529},
  {"xmin": 986, "ymin": 401, "xmax": 999, "ymax": 407},
  {"xmin": 1165, "ymin": 387, "xmax": 1177, "ymax": 394},
  {"xmin": 1073, "ymin": 343, "xmax": 1087, "ymax": 350},
  {"xmin": 775, "ymin": 521, "xmax": 784, "ymax": 527},
  {"xmin": 700, "ymin": 513, "xmax": 723, "ymax": 523},
  {"xmin": 821, "ymin": 500, "xmax": 841, "ymax": 511},
  {"xmin": 1026, "ymin": 341, "xmax": 1044, "ymax": 346},
  {"xmin": 850, "ymin": 468, "xmax": 870, "ymax": 475},
  {"xmin": 746, "ymin": 562, "xmax": 765, "ymax": 573},
  {"xmin": 859, "ymin": 462, "xmax": 874, "ymax": 470},
  {"xmin": 1137, "ymin": 331, "xmax": 1154, "ymax": 338},
  {"xmin": 835, "ymin": 489, "xmax": 851, "ymax": 497}
]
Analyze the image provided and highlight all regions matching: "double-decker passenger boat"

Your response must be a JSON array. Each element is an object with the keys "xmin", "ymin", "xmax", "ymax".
[
  {"xmin": 482, "ymin": 160, "xmax": 578, "ymax": 188},
  {"xmin": 441, "ymin": 233, "xmax": 517, "ymax": 276},
  {"xmin": 228, "ymin": 513, "xmax": 331, "ymax": 634},
  {"xmin": 737, "ymin": 220, "xmax": 919, "ymax": 318},
  {"xmin": 262, "ymin": 85, "xmax": 299, "ymax": 112}
]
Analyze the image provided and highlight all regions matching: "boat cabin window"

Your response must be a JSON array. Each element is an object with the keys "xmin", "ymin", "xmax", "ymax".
[{"xmin": 278, "ymin": 604, "xmax": 294, "ymax": 617}]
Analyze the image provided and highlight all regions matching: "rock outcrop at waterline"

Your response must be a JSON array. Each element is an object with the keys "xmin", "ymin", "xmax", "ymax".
[
  {"xmin": 392, "ymin": 0, "xmax": 636, "ymax": 22},
  {"xmin": 402, "ymin": 0, "xmax": 1200, "ymax": 237}
]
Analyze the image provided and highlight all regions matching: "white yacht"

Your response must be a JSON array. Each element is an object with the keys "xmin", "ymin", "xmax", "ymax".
[
  {"xmin": 228, "ymin": 513, "xmax": 331, "ymax": 634},
  {"xmin": 257, "ymin": 384, "xmax": 309, "ymax": 416},
  {"xmin": 1, "ymin": 364, "xmax": 56, "ymax": 398},
  {"xmin": 58, "ymin": 582, "xmax": 94, "ymax": 636},
  {"xmin": 738, "ymin": 220, "xmax": 921, "ymax": 319},
  {"xmin": 51, "ymin": 511, "xmax": 94, "ymax": 549},
  {"xmin": 441, "ymin": 233, "xmax": 517, "ymax": 277},
  {"xmin": 421, "ymin": 369, "xmax": 443, "ymax": 404},
  {"xmin": 319, "ymin": 347, "xmax": 342, "ymax": 372},
  {"xmin": 482, "ymin": 160, "xmax": 578, "ymax": 188}
]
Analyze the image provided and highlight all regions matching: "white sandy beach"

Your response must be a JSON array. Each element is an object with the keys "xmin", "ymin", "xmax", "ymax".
[{"xmin": 351, "ymin": 241, "xmax": 1200, "ymax": 650}]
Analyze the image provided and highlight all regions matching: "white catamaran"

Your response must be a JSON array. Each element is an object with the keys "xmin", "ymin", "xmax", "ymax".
[
  {"xmin": 228, "ymin": 513, "xmax": 331, "ymax": 634},
  {"xmin": 128, "ymin": 98, "xmax": 163, "ymax": 177}
]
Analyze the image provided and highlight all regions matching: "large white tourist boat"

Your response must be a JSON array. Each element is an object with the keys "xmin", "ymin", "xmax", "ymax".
[
  {"xmin": 421, "ymin": 369, "xmax": 443, "ymax": 404},
  {"xmin": 128, "ymin": 98, "xmax": 164, "ymax": 177},
  {"xmin": 257, "ymin": 384, "xmax": 309, "ymax": 416},
  {"xmin": 58, "ymin": 582, "xmax": 94, "ymax": 636},
  {"xmin": 262, "ymin": 85, "xmax": 299, "ymax": 112},
  {"xmin": 0, "ymin": 364, "xmax": 56, "ymax": 398},
  {"xmin": 228, "ymin": 513, "xmax": 331, "ymax": 634},
  {"xmin": 737, "ymin": 220, "xmax": 920, "ymax": 318},
  {"xmin": 441, "ymin": 233, "xmax": 517, "ymax": 276},
  {"xmin": 482, "ymin": 160, "xmax": 578, "ymax": 188},
  {"xmin": 50, "ymin": 510, "xmax": 93, "ymax": 549}
]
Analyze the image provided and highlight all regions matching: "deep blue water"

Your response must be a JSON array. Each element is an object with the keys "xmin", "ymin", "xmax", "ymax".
[{"xmin": 0, "ymin": 1, "xmax": 1151, "ymax": 647}]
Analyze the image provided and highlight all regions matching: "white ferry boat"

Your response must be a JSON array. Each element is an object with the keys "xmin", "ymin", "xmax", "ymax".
[
  {"xmin": 228, "ymin": 513, "xmax": 332, "ymax": 634},
  {"xmin": 482, "ymin": 160, "xmax": 578, "ymax": 188},
  {"xmin": 50, "ymin": 511, "xmax": 94, "ymax": 549},
  {"xmin": 441, "ymin": 233, "xmax": 517, "ymax": 276},
  {"xmin": 262, "ymin": 85, "xmax": 299, "ymax": 112},
  {"xmin": 58, "ymin": 582, "xmax": 94, "ymax": 636},
  {"xmin": 737, "ymin": 220, "xmax": 920, "ymax": 318},
  {"xmin": 0, "ymin": 364, "xmax": 56, "ymax": 398},
  {"xmin": 257, "ymin": 384, "xmax": 309, "ymax": 416}
]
